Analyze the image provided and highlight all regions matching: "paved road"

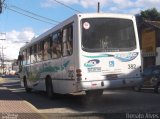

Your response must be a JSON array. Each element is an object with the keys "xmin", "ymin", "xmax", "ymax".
[{"xmin": 1, "ymin": 78, "xmax": 160, "ymax": 118}]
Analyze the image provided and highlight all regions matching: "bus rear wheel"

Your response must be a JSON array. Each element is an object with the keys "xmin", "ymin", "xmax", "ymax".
[
  {"xmin": 45, "ymin": 76, "xmax": 54, "ymax": 99},
  {"xmin": 23, "ymin": 77, "xmax": 32, "ymax": 93}
]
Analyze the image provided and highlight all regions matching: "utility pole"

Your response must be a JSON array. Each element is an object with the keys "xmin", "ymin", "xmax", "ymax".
[
  {"xmin": 0, "ymin": 0, "xmax": 5, "ymax": 74},
  {"xmin": 0, "ymin": 46, "xmax": 5, "ymax": 74},
  {"xmin": 0, "ymin": 0, "xmax": 2, "ymax": 13},
  {"xmin": 0, "ymin": 33, "xmax": 6, "ymax": 74},
  {"xmin": 97, "ymin": 2, "xmax": 100, "ymax": 13}
]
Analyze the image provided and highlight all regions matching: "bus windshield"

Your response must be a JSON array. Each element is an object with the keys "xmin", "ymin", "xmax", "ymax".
[{"xmin": 82, "ymin": 18, "xmax": 136, "ymax": 52}]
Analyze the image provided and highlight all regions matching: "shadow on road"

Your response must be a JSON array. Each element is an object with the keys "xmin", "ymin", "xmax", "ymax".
[
  {"xmin": 0, "ymin": 79, "xmax": 22, "ymax": 100},
  {"xmin": 1, "ymin": 79, "xmax": 160, "ymax": 113}
]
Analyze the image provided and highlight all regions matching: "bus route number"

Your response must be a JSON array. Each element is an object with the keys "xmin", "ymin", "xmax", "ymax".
[{"xmin": 128, "ymin": 64, "xmax": 136, "ymax": 69}]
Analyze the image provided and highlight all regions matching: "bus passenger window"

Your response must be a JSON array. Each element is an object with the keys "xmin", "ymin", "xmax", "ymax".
[
  {"xmin": 51, "ymin": 33, "xmax": 61, "ymax": 59},
  {"xmin": 22, "ymin": 50, "xmax": 27, "ymax": 65},
  {"xmin": 30, "ymin": 45, "xmax": 37, "ymax": 63},
  {"xmin": 62, "ymin": 25, "xmax": 73, "ymax": 57},
  {"xmin": 33, "ymin": 44, "xmax": 37, "ymax": 62},
  {"xmin": 37, "ymin": 41, "xmax": 44, "ymax": 62},
  {"xmin": 18, "ymin": 53, "xmax": 23, "ymax": 72},
  {"xmin": 44, "ymin": 38, "xmax": 52, "ymax": 60},
  {"xmin": 26, "ymin": 48, "xmax": 30, "ymax": 64},
  {"xmin": 18, "ymin": 54, "xmax": 22, "ymax": 66}
]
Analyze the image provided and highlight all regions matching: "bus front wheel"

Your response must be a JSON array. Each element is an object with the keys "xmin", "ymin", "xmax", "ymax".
[{"xmin": 23, "ymin": 77, "xmax": 32, "ymax": 93}]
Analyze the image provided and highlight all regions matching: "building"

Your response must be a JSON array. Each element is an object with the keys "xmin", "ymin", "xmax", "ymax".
[
  {"xmin": 12, "ymin": 59, "xmax": 19, "ymax": 74},
  {"xmin": 0, "ymin": 59, "xmax": 18, "ymax": 75},
  {"xmin": 139, "ymin": 20, "xmax": 160, "ymax": 68}
]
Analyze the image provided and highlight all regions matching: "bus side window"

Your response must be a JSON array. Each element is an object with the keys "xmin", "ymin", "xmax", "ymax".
[
  {"xmin": 37, "ymin": 41, "xmax": 44, "ymax": 62},
  {"xmin": 30, "ymin": 46, "xmax": 33, "ymax": 63},
  {"xmin": 51, "ymin": 32, "xmax": 62, "ymax": 59},
  {"xmin": 34, "ymin": 44, "xmax": 37, "ymax": 62},
  {"xmin": 18, "ymin": 53, "xmax": 23, "ymax": 72},
  {"xmin": 44, "ymin": 37, "xmax": 52, "ymax": 60},
  {"xmin": 26, "ymin": 48, "xmax": 30, "ymax": 64},
  {"xmin": 62, "ymin": 24, "xmax": 73, "ymax": 57},
  {"xmin": 22, "ymin": 50, "xmax": 27, "ymax": 65},
  {"xmin": 30, "ymin": 45, "xmax": 37, "ymax": 63},
  {"xmin": 18, "ymin": 54, "xmax": 22, "ymax": 66}
]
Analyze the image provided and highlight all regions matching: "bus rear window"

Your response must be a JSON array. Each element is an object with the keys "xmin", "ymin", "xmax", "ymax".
[{"xmin": 81, "ymin": 18, "xmax": 136, "ymax": 52}]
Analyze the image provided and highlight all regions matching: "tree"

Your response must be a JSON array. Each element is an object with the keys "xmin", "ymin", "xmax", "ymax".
[
  {"xmin": 136, "ymin": 8, "xmax": 160, "ymax": 28},
  {"xmin": 140, "ymin": 8, "xmax": 160, "ymax": 21}
]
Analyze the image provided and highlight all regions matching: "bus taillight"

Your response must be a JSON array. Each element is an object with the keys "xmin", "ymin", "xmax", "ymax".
[{"xmin": 76, "ymin": 69, "xmax": 81, "ymax": 74}]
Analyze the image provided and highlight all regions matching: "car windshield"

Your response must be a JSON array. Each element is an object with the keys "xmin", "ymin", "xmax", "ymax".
[{"xmin": 81, "ymin": 18, "xmax": 136, "ymax": 52}]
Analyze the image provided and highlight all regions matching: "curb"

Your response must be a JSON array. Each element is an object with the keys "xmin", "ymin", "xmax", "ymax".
[
  {"xmin": 23, "ymin": 101, "xmax": 48, "ymax": 119},
  {"xmin": 23, "ymin": 101, "xmax": 40, "ymax": 113}
]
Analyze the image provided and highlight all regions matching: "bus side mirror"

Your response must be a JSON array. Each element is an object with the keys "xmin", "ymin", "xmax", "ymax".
[{"xmin": 18, "ymin": 55, "xmax": 22, "ymax": 61}]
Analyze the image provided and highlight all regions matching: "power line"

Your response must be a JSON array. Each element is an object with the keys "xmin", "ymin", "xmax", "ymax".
[
  {"xmin": 10, "ymin": 5, "xmax": 60, "ymax": 23},
  {"xmin": 6, "ymin": 7, "xmax": 55, "ymax": 25},
  {"xmin": 5, "ymin": 4, "xmax": 59, "ymax": 24},
  {"xmin": 2, "ymin": 3, "xmax": 60, "ymax": 25},
  {"xmin": 54, "ymin": 0, "xmax": 81, "ymax": 13},
  {"xmin": 2, "ymin": 1, "xmax": 81, "ymax": 25},
  {"xmin": 1, "ymin": 1, "xmax": 81, "ymax": 26}
]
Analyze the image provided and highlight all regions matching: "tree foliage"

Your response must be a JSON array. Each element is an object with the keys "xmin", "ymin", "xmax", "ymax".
[
  {"xmin": 140, "ymin": 8, "xmax": 160, "ymax": 21},
  {"xmin": 136, "ymin": 8, "xmax": 160, "ymax": 28}
]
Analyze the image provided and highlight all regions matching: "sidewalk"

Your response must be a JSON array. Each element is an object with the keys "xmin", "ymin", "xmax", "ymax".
[{"xmin": 0, "ymin": 78, "xmax": 45, "ymax": 119}]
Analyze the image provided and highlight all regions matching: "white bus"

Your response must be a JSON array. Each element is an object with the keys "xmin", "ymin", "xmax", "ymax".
[{"xmin": 18, "ymin": 13, "xmax": 142, "ymax": 98}]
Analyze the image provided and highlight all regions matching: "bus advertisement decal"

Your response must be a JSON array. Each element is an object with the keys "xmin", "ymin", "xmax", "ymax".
[
  {"xmin": 114, "ymin": 52, "xmax": 139, "ymax": 62},
  {"xmin": 42, "ymin": 61, "xmax": 70, "ymax": 73},
  {"xmin": 83, "ymin": 52, "xmax": 138, "ymax": 62},
  {"xmin": 84, "ymin": 59, "xmax": 100, "ymax": 67}
]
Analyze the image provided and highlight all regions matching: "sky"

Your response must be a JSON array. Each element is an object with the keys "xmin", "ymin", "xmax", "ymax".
[{"xmin": 0, "ymin": 0, "xmax": 160, "ymax": 60}]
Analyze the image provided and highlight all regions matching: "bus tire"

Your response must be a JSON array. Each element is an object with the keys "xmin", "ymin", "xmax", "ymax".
[
  {"xmin": 85, "ymin": 89, "xmax": 103, "ymax": 97},
  {"xmin": 45, "ymin": 76, "xmax": 54, "ymax": 99},
  {"xmin": 23, "ymin": 77, "xmax": 32, "ymax": 93}
]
